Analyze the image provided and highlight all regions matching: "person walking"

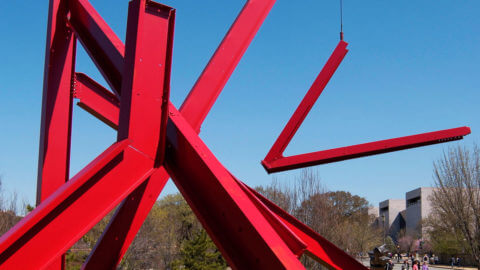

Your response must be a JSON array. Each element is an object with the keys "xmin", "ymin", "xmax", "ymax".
[
  {"xmin": 402, "ymin": 260, "xmax": 410, "ymax": 270},
  {"xmin": 412, "ymin": 260, "xmax": 419, "ymax": 270},
  {"xmin": 385, "ymin": 259, "xmax": 394, "ymax": 270},
  {"xmin": 422, "ymin": 261, "xmax": 429, "ymax": 270}
]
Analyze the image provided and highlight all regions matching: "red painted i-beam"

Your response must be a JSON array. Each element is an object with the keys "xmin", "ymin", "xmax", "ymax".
[
  {"xmin": 262, "ymin": 41, "xmax": 470, "ymax": 173},
  {"xmin": 37, "ymin": 0, "xmax": 76, "ymax": 268}
]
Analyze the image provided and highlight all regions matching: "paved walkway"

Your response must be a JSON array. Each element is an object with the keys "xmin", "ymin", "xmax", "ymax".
[{"xmin": 360, "ymin": 258, "xmax": 477, "ymax": 270}]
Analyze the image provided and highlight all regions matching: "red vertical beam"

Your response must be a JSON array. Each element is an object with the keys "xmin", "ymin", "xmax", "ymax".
[
  {"xmin": 165, "ymin": 105, "xmax": 305, "ymax": 269},
  {"xmin": 37, "ymin": 0, "xmax": 76, "ymax": 268},
  {"xmin": 86, "ymin": 0, "xmax": 276, "ymax": 267},
  {"xmin": 37, "ymin": 0, "xmax": 76, "ymax": 209},
  {"xmin": 116, "ymin": 0, "xmax": 174, "ymax": 164},
  {"xmin": 84, "ymin": 1, "xmax": 175, "ymax": 268},
  {"xmin": 180, "ymin": 0, "xmax": 277, "ymax": 133}
]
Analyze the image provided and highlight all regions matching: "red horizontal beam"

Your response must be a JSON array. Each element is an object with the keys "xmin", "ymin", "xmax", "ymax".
[
  {"xmin": 74, "ymin": 73, "xmax": 119, "ymax": 129},
  {"xmin": 0, "ymin": 141, "xmax": 154, "ymax": 269},
  {"xmin": 263, "ymin": 126, "xmax": 471, "ymax": 173}
]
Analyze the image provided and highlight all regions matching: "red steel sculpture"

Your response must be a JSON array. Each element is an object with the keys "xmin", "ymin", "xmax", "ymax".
[{"xmin": 0, "ymin": 0, "xmax": 471, "ymax": 269}]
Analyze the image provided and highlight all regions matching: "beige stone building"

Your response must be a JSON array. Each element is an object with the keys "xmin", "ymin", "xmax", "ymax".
[{"xmin": 377, "ymin": 187, "xmax": 436, "ymax": 240}]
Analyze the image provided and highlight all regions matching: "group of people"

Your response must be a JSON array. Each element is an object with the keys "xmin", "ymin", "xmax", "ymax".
[
  {"xmin": 392, "ymin": 260, "xmax": 430, "ymax": 270},
  {"xmin": 450, "ymin": 256, "xmax": 462, "ymax": 267},
  {"xmin": 384, "ymin": 253, "xmax": 463, "ymax": 270},
  {"xmin": 386, "ymin": 253, "xmax": 440, "ymax": 270}
]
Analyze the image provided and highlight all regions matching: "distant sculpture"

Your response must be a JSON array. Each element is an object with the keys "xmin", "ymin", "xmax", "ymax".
[{"xmin": 369, "ymin": 245, "xmax": 391, "ymax": 270}]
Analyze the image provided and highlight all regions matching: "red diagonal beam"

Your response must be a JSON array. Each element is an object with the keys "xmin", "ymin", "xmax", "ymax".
[
  {"xmin": 179, "ymin": 0, "xmax": 277, "ymax": 133},
  {"xmin": 68, "ymin": 0, "xmax": 125, "ymax": 95},
  {"xmin": 264, "ymin": 127, "xmax": 471, "ymax": 173},
  {"xmin": 0, "ymin": 141, "xmax": 155, "ymax": 269},
  {"xmin": 84, "ymin": 169, "xmax": 170, "ymax": 268},
  {"xmin": 234, "ymin": 176, "xmax": 307, "ymax": 257},
  {"xmin": 245, "ymin": 185, "xmax": 368, "ymax": 270},
  {"xmin": 165, "ymin": 105, "xmax": 305, "ymax": 269}
]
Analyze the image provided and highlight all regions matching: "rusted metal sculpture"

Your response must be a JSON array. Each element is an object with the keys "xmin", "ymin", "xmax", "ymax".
[{"xmin": 0, "ymin": 0, "xmax": 470, "ymax": 269}]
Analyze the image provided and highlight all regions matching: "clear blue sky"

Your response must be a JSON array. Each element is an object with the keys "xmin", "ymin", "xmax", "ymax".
[{"xmin": 0, "ymin": 1, "xmax": 479, "ymax": 208}]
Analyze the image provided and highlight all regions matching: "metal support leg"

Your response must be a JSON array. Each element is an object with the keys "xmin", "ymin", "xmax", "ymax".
[{"xmin": 37, "ymin": 1, "xmax": 76, "ymax": 268}]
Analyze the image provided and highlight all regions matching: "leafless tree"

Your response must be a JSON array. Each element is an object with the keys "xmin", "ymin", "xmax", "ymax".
[
  {"xmin": 397, "ymin": 232, "xmax": 416, "ymax": 253},
  {"xmin": 257, "ymin": 169, "xmax": 382, "ymax": 269},
  {"xmin": 430, "ymin": 145, "xmax": 480, "ymax": 268},
  {"xmin": 0, "ymin": 178, "xmax": 21, "ymax": 237}
]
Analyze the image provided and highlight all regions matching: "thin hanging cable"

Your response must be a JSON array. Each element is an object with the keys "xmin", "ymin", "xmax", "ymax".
[{"xmin": 339, "ymin": 0, "xmax": 344, "ymax": 40}]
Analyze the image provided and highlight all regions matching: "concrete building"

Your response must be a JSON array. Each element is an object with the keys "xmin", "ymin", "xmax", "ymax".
[
  {"xmin": 405, "ymin": 187, "xmax": 435, "ymax": 237},
  {"xmin": 368, "ymin": 206, "xmax": 379, "ymax": 218},
  {"xmin": 376, "ymin": 187, "xmax": 437, "ymax": 243},
  {"xmin": 379, "ymin": 199, "xmax": 405, "ymax": 241}
]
